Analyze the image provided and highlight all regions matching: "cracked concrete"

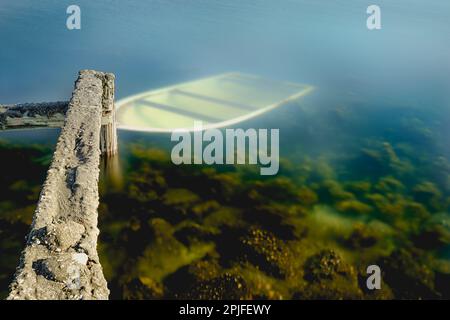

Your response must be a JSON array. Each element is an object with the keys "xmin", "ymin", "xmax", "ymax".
[{"xmin": 7, "ymin": 70, "xmax": 113, "ymax": 300}]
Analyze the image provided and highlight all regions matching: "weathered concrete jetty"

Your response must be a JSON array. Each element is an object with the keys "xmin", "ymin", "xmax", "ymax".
[{"xmin": 2, "ymin": 70, "xmax": 117, "ymax": 300}]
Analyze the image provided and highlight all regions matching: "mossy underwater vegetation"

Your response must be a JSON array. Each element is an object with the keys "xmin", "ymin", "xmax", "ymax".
[
  {"xmin": 1, "ymin": 97, "xmax": 450, "ymax": 299},
  {"xmin": 97, "ymin": 98, "xmax": 450, "ymax": 300}
]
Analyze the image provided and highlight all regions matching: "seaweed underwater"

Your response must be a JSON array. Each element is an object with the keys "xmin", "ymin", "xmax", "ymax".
[
  {"xmin": 0, "ymin": 95, "xmax": 449, "ymax": 300},
  {"xmin": 93, "ymin": 97, "xmax": 450, "ymax": 300}
]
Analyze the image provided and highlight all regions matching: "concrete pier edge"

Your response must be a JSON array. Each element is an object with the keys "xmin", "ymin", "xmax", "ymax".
[{"xmin": 6, "ymin": 70, "xmax": 116, "ymax": 300}]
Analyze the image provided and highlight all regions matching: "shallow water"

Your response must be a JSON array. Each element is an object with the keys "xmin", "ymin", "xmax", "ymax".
[{"xmin": 0, "ymin": 0, "xmax": 450, "ymax": 299}]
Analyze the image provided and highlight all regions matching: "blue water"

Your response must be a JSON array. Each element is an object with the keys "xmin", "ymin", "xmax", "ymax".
[{"xmin": 1, "ymin": 0, "xmax": 449, "ymax": 107}]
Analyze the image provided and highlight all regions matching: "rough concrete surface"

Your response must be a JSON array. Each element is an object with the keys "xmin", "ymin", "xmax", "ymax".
[{"xmin": 7, "ymin": 70, "xmax": 113, "ymax": 300}]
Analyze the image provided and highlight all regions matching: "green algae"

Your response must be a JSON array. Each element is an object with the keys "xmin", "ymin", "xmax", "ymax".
[
  {"xmin": 94, "ymin": 99, "xmax": 450, "ymax": 300},
  {"xmin": 93, "ymin": 139, "xmax": 449, "ymax": 299},
  {"xmin": 1, "ymin": 100, "xmax": 450, "ymax": 300}
]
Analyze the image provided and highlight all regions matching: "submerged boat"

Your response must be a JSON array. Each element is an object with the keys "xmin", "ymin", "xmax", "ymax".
[{"xmin": 116, "ymin": 72, "xmax": 314, "ymax": 132}]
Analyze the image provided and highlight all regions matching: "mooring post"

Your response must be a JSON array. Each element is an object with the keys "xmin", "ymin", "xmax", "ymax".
[{"xmin": 100, "ymin": 73, "xmax": 118, "ymax": 156}]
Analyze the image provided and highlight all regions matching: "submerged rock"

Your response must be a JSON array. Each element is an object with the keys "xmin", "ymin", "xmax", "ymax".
[
  {"xmin": 303, "ymin": 250, "xmax": 344, "ymax": 282},
  {"xmin": 180, "ymin": 273, "xmax": 249, "ymax": 300},
  {"xmin": 240, "ymin": 228, "xmax": 293, "ymax": 278},
  {"xmin": 173, "ymin": 222, "xmax": 217, "ymax": 246},
  {"xmin": 298, "ymin": 249, "xmax": 362, "ymax": 299},
  {"xmin": 412, "ymin": 222, "xmax": 450, "ymax": 250},
  {"xmin": 243, "ymin": 205, "xmax": 298, "ymax": 240},
  {"xmin": 378, "ymin": 249, "xmax": 439, "ymax": 299},
  {"xmin": 164, "ymin": 257, "xmax": 221, "ymax": 297}
]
